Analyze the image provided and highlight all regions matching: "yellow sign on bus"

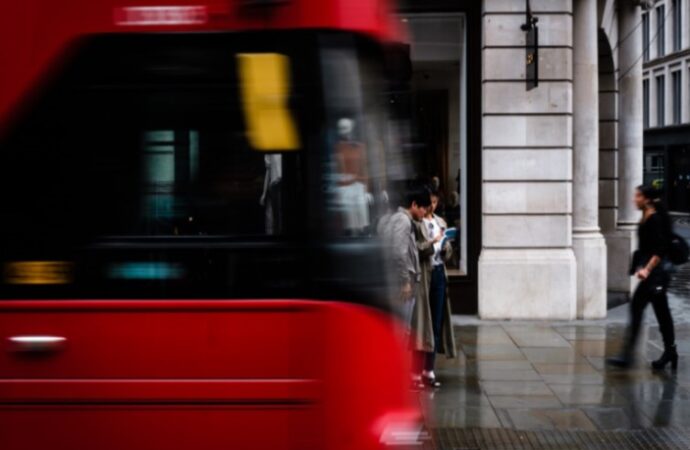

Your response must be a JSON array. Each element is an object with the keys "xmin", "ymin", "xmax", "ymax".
[{"xmin": 237, "ymin": 53, "xmax": 301, "ymax": 151}]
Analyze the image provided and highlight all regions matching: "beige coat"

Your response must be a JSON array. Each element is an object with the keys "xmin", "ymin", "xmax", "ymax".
[{"xmin": 410, "ymin": 215, "xmax": 458, "ymax": 358}]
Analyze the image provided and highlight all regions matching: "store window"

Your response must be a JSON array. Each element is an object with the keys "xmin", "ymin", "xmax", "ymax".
[
  {"xmin": 644, "ymin": 150, "xmax": 665, "ymax": 191},
  {"xmin": 397, "ymin": 13, "xmax": 468, "ymax": 275}
]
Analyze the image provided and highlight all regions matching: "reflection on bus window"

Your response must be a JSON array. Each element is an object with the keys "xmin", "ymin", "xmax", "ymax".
[
  {"xmin": 142, "ymin": 130, "xmax": 187, "ymax": 230},
  {"xmin": 0, "ymin": 33, "xmax": 400, "ymax": 301},
  {"xmin": 138, "ymin": 128, "xmax": 285, "ymax": 236},
  {"xmin": 319, "ymin": 43, "xmax": 404, "ymax": 238},
  {"xmin": 260, "ymin": 154, "xmax": 283, "ymax": 235},
  {"xmin": 0, "ymin": 34, "xmax": 306, "ymax": 245},
  {"xmin": 333, "ymin": 118, "xmax": 371, "ymax": 234}
]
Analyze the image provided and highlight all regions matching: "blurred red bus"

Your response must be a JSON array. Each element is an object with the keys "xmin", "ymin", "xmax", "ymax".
[{"xmin": 0, "ymin": 1, "xmax": 422, "ymax": 449}]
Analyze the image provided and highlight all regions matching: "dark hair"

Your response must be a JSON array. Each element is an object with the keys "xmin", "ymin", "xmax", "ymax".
[
  {"xmin": 636, "ymin": 184, "xmax": 668, "ymax": 213},
  {"xmin": 637, "ymin": 184, "xmax": 672, "ymax": 233},
  {"xmin": 404, "ymin": 183, "xmax": 432, "ymax": 208},
  {"xmin": 636, "ymin": 184, "xmax": 661, "ymax": 202}
]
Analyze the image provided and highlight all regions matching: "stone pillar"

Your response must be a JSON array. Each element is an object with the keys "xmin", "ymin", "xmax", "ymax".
[
  {"xmin": 608, "ymin": 0, "xmax": 643, "ymax": 295},
  {"xmin": 479, "ymin": 0, "xmax": 576, "ymax": 320},
  {"xmin": 572, "ymin": 0, "xmax": 607, "ymax": 319}
]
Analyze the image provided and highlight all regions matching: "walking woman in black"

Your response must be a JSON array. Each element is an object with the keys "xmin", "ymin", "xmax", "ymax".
[{"xmin": 607, "ymin": 185, "xmax": 678, "ymax": 371}]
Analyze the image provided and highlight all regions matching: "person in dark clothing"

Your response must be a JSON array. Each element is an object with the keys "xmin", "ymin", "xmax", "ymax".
[{"xmin": 607, "ymin": 185, "xmax": 678, "ymax": 371}]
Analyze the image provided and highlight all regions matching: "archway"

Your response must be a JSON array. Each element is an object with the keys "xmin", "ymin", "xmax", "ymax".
[{"xmin": 598, "ymin": 28, "xmax": 621, "ymax": 304}]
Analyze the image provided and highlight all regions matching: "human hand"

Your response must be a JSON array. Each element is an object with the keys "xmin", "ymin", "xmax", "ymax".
[
  {"xmin": 400, "ymin": 281, "xmax": 412, "ymax": 299},
  {"xmin": 636, "ymin": 268, "xmax": 650, "ymax": 280}
]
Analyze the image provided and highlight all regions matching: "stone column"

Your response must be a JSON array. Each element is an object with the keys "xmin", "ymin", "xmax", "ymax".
[
  {"xmin": 572, "ymin": 0, "xmax": 607, "ymax": 319},
  {"xmin": 608, "ymin": 0, "xmax": 643, "ymax": 295},
  {"xmin": 479, "ymin": 0, "xmax": 576, "ymax": 320}
]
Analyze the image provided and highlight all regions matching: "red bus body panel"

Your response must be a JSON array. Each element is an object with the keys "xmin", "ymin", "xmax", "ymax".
[{"xmin": 0, "ymin": 300, "xmax": 418, "ymax": 450}]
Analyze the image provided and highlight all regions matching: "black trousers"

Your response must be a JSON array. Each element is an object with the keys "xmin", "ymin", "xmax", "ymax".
[{"xmin": 627, "ymin": 273, "xmax": 675, "ymax": 351}]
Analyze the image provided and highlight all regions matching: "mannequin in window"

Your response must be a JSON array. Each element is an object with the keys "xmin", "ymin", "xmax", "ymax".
[
  {"xmin": 334, "ymin": 118, "xmax": 370, "ymax": 234},
  {"xmin": 260, "ymin": 153, "xmax": 282, "ymax": 235}
]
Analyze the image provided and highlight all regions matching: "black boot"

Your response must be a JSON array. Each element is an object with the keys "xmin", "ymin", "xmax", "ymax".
[
  {"xmin": 606, "ymin": 346, "xmax": 635, "ymax": 369},
  {"xmin": 652, "ymin": 345, "xmax": 678, "ymax": 371}
]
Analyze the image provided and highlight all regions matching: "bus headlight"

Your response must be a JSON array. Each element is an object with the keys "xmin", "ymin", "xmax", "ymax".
[{"xmin": 372, "ymin": 411, "xmax": 427, "ymax": 447}]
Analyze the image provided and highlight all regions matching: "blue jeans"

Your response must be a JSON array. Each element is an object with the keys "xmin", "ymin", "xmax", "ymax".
[{"xmin": 425, "ymin": 265, "xmax": 446, "ymax": 371}]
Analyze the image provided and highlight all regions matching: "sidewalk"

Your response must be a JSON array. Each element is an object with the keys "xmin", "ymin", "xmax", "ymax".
[{"xmin": 426, "ymin": 275, "xmax": 690, "ymax": 433}]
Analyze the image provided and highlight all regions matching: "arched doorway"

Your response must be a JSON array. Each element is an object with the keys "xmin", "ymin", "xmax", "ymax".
[{"xmin": 598, "ymin": 27, "xmax": 620, "ymax": 304}]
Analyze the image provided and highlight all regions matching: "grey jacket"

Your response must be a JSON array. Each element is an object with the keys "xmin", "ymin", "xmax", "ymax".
[{"xmin": 380, "ymin": 207, "xmax": 421, "ymax": 285}]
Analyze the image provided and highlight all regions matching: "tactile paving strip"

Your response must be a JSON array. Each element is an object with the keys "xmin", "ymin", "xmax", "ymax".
[{"xmin": 431, "ymin": 427, "xmax": 690, "ymax": 450}]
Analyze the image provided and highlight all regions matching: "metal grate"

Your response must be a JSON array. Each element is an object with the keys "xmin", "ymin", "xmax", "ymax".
[{"xmin": 431, "ymin": 427, "xmax": 690, "ymax": 450}]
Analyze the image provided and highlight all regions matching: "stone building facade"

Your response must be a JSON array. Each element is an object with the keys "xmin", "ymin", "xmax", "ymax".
[{"xmin": 399, "ymin": 0, "xmax": 650, "ymax": 319}]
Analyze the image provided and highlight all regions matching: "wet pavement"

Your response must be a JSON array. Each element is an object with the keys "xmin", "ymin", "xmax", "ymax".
[
  {"xmin": 424, "ymin": 218, "xmax": 690, "ymax": 444},
  {"xmin": 427, "ymin": 318, "xmax": 685, "ymax": 432}
]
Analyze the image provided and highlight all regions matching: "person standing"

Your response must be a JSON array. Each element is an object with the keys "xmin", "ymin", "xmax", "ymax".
[
  {"xmin": 418, "ymin": 190, "xmax": 457, "ymax": 387},
  {"xmin": 410, "ymin": 200, "xmax": 440, "ymax": 387},
  {"xmin": 607, "ymin": 185, "xmax": 678, "ymax": 371},
  {"xmin": 380, "ymin": 185, "xmax": 432, "ymax": 329}
]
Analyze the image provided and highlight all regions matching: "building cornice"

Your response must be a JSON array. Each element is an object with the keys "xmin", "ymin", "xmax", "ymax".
[
  {"xmin": 636, "ymin": 0, "xmax": 658, "ymax": 10},
  {"xmin": 643, "ymin": 47, "xmax": 690, "ymax": 71}
]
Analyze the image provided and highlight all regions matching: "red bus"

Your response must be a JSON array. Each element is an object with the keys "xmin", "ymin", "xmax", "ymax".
[{"xmin": 0, "ymin": 1, "xmax": 423, "ymax": 449}]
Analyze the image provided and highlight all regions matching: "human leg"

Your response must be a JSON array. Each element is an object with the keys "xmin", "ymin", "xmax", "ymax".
[
  {"xmin": 650, "ymin": 280, "xmax": 678, "ymax": 370},
  {"xmin": 424, "ymin": 266, "xmax": 446, "ymax": 372},
  {"xmin": 607, "ymin": 281, "xmax": 650, "ymax": 368}
]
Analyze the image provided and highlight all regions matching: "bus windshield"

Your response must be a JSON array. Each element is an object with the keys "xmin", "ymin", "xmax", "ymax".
[{"xmin": 0, "ymin": 32, "xmax": 406, "ymax": 301}]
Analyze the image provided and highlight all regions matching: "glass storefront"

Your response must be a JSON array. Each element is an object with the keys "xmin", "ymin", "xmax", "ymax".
[
  {"xmin": 644, "ymin": 149, "xmax": 666, "ymax": 191},
  {"xmin": 644, "ymin": 145, "xmax": 690, "ymax": 213},
  {"xmin": 396, "ymin": 13, "xmax": 468, "ymax": 274}
]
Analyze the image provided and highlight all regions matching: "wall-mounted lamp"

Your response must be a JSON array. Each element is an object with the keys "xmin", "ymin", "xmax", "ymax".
[{"xmin": 521, "ymin": 0, "xmax": 539, "ymax": 91}]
